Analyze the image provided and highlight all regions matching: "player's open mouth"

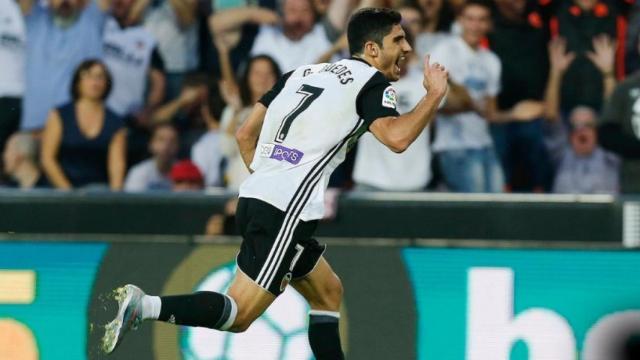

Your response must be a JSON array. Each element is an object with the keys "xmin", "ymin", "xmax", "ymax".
[{"xmin": 395, "ymin": 56, "xmax": 405, "ymax": 73}]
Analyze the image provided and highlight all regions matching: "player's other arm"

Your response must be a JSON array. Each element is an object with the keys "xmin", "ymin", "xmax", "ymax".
[
  {"xmin": 236, "ymin": 70, "xmax": 293, "ymax": 172},
  {"xmin": 369, "ymin": 55, "xmax": 448, "ymax": 153},
  {"xmin": 236, "ymin": 103, "xmax": 267, "ymax": 174}
]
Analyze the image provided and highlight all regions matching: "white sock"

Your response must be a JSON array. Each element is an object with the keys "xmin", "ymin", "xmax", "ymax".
[{"xmin": 141, "ymin": 295, "xmax": 161, "ymax": 320}]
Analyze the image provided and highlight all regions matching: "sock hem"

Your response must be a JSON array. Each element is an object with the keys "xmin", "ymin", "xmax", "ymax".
[
  {"xmin": 309, "ymin": 310, "xmax": 340, "ymax": 318},
  {"xmin": 219, "ymin": 295, "xmax": 238, "ymax": 331}
]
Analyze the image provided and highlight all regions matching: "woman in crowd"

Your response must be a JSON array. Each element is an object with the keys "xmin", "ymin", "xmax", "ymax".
[
  {"xmin": 217, "ymin": 53, "xmax": 281, "ymax": 189},
  {"xmin": 41, "ymin": 60, "xmax": 126, "ymax": 190}
]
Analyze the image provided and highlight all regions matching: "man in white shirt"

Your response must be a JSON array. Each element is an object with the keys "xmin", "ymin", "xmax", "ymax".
[
  {"xmin": 105, "ymin": 8, "xmax": 449, "ymax": 360},
  {"xmin": 191, "ymin": 95, "xmax": 224, "ymax": 187},
  {"xmin": 144, "ymin": 0, "xmax": 198, "ymax": 100},
  {"xmin": 209, "ymin": 0, "xmax": 354, "ymax": 72},
  {"xmin": 0, "ymin": 0, "xmax": 25, "ymax": 153},
  {"xmin": 105, "ymin": 0, "xmax": 165, "ymax": 122},
  {"xmin": 18, "ymin": 0, "xmax": 115, "ymax": 130},
  {"xmin": 124, "ymin": 123, "xmax": 178, "ymax": 191},
  {"xmin": 430, "ymin": 0, "xmax": 504, "ymax": 192}
]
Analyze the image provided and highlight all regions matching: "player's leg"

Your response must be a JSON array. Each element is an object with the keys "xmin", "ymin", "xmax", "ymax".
[
  {"xmin": 103, "ymin": 197, "xmax": 283, "ymax": 353},
  {"xmin": 291, "ymin": 257, "xmax": 345, "ymax": 360},
  {"xmin": 102, "ymin": 271, "xmax": 276, "ymax": 353},
  {"xmin": 156, "ymin": 268, "xmax": 276, "ymax": 333}
]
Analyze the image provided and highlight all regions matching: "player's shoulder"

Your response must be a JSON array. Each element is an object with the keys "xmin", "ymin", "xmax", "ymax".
[
  {"xmin": 290, "ymin": 58, "xmax": 380, "ymax": 86},
  {"xmin": 357, "ymin": 70, "xmax": 398, "ymax": 109},
  {"xmin": 289, "ymin": 62, "xmax": 331, "ymax": 78}
]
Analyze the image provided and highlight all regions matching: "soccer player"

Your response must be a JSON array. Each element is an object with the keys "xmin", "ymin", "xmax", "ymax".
[{"xmin": 103, "ymin": 7, "xmax": 448, "ymax": 359}]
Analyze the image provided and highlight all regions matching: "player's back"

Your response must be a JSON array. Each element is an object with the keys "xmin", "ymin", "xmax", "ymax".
[{"xmin": 239, "ymin": 58, "xmax": 385, "ymax": 221}]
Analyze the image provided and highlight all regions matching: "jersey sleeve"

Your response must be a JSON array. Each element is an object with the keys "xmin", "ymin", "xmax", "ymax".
[
  {"xmin": 356, "ymin": 72, "xmax": 400, "ymax": 129},
  {"xmin": 258, "ymin": 71, "xmax": 294, "ymax": 107}
]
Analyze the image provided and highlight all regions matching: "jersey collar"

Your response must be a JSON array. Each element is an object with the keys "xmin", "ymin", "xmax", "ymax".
[{"xmin": 350, "ymin": 56, "xmax": 372, "ymax": 67}]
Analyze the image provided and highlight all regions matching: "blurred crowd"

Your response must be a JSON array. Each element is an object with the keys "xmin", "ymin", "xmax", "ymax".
[{"xmin": 1, "ymin": 0, "xmax": 640, "ymax": 196}]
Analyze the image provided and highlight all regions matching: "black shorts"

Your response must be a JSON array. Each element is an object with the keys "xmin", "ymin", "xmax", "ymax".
[{"xmin": 235, "ymin": 197, "xmax": 326, "ymax": 296}]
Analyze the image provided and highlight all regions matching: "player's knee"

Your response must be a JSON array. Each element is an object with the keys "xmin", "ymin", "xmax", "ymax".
[
  {"xmin": 314, "ymin": 273, "xmax": 343, "ymax": 311},
  {"xmin": 228, "ymin": 308, "xmax": 256, "ymax": 333},
  {"xmin": 327, "ymin": 273, "xmax": 344, "ymax": 308}
]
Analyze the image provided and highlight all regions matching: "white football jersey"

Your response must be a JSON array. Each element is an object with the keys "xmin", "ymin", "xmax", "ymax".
[
  {"xmin": 239, "ymin": 58, "xmax": 400, "ymax": 221},
  {"xmin": 103, "ymin": 17, "xmax": 157, "ymax": 116}
]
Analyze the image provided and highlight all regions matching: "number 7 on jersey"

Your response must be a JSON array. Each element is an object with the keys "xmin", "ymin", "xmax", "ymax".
[{"xmin": 274, "ymin": 84, "xmax": 324, "ymax": 143}]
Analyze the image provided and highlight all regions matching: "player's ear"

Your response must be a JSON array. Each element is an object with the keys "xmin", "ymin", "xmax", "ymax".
[{"xmin": 364, "ymin": 41, "xmax": 379, "ymax": 58}]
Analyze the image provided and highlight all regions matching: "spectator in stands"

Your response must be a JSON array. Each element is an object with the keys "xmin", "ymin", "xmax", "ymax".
[
  {"xmin": 413, "ymin": 0, "xmax": 455, "ymax": 58},
  {"xmin": 170, "ymin": 159, "xmax": 204, "ymax": 191},
  {"xmin": 40, "ymin": 60, "xmax": 126, "ymax": 190},
  {"xmin": 488, "ymin": 0, "xmax": 552, "ymax": 192},
  {"xmin": 191, "ymin": 83, "xmax": 226, "ymax": 188},
  {"xmin": 353, "ymin": 26, "xmax": 432, "ymax": 192},
  {"xmin": 430, "ymin": 0, "xmax": 505, "ymax": 193},
  {"xmin": 625, "ymin": 3, "xmax": 640, "ymax": 74},
  {"xmin": 204, "ymin": 198, "xmax": 238, "ymax": 235},
  {"xmin": 105, "ymin": 0, "xmax": 166, "ymax": 165},
  {"xmin": 398, "ymin": 5, "xmax": 422, "ymax": 40},
  {"xmin": 208, "ymin": 0, "xmax": 353, "ymax": 72},
  {"xmin": 544, "ymin": 0, "xmax": 633, "ymax": 112},
  {"xmin": 18, "ymin": 0, "xmax": 114, "ymax": 131},
  {"xmin": 545, "ymin": 36, "xmax": 620, "ymax": 194},
  {"xmin": 544, "ymin": 36, "xmax": 575, "ymax": 153},
  {"xmin": 0, "ymin": 0, "xmax": 25, "ymax": 155},
  {"xmin": 552, "ymin": 106, "xmax": 619, "ymax": 194},
  {"xmin": 151, "ymin": 73, "xmax": 210, "ymax": 156},
  {"xmin": 124, "ymin": 123, "xmax": 177, "ymax": 191},
  {"xmin": 599, "ymin": 35, "xmax": 640, "ymax": 193},
  {"xmin": 2, "ymin": 132, "xmax": 49, "ymax": 189},
  {"xmin": 218, "ymin": 55, "xmax": 280, "ymax": 189},
  {"xmin": 144, "ymin": 0, "xmax": 199, "ymax": 100}
]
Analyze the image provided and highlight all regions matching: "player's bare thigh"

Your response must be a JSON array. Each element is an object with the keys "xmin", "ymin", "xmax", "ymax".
[
  {"xmin": 225, "ymin": 268, "xmax": 276, "ymax": 332},
  {"xmin": 291, "ymin": 257, "xmax": 343, "ymax": 311}
]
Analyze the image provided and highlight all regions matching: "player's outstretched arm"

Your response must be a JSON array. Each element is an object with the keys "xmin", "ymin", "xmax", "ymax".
[
  {"xmin": 236, "ymin": 103, "xmax": 268, "ymax": 173},
  {"xmin": 369, "ymin": 55, "xmax": 448, "ymax": 153}
]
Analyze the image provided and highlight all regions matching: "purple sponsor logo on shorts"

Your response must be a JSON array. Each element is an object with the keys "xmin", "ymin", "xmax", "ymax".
[{"xmin": 270, "ymin": 145, "xmax": 304, "ymax": 165}]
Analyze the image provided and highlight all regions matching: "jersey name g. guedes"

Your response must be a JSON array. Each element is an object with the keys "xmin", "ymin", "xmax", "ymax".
[{"xmin": 239, "ymin": 58, "xmax": 400, "ymax": 221}]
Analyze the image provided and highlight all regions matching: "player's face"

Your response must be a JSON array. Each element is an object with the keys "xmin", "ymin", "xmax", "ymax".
[
  {"xmin": 460, "ymin": 5, "xmax": 491, "ymax": 48},
  {"xmin": 377, "ymin": 24, "xmax": 412, "ymax": 82}
]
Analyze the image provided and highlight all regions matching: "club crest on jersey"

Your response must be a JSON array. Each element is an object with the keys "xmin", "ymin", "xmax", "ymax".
[
  {"xmin": 382, "ymin": 86, "xmax": 397, "ymax": 109},
  {"xmin": 259, "ymin": 143, "xmax": 304, "ymax": 165},
  {"xmin": 280, "ymin": 272, "xmax": 293, "ymax": 292}
]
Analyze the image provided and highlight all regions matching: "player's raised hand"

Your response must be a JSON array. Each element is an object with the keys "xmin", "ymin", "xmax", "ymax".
[{"xmin": 423, "ymin": 55, "xmax": 448, "ymax": 98}]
